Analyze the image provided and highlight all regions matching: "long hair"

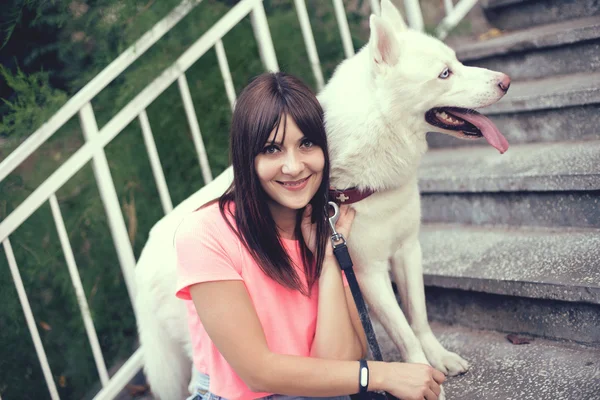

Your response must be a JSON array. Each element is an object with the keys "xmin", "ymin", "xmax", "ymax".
[{"xmin": 219, "ymin": 72, "xmax": 330, "ymax": 296}]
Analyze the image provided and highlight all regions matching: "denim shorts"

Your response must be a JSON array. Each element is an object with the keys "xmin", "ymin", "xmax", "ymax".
[{"xmin": 187, "ymin": 370, "xmax": 351, "ymax": 400}]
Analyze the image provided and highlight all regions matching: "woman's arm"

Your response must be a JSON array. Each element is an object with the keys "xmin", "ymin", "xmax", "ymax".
[
  {"xmin": 190, "ymin": 280, "xmax": 367, "ymax": 395},
  {"xmin": 310, "ymin": 255, "xmax": 367, "ymax": 360},
  {"xmin": 190, "ymin": 280, "xmax": 444, "ymax": 398}
]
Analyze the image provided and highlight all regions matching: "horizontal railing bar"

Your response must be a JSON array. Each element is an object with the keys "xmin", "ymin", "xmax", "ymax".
[
  {"xmin": 0, "ymin": 0, "xmax": 205, "ymax": 184},
  {"xmin": 0, "ymin": 0, "xmax": 260, "ymax": 241}
]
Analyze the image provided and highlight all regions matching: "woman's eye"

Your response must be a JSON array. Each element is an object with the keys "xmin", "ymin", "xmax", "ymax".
[
  {"xmin": 439, "ymin": 67, "xmax": 451, "ymax": 79},
  {"xmin": 301, "ymin": 139, "xmax": 314, "ymax": 148},
  {"xmin": 262, "ymin": 145, "xmax": 279, "ymax": 154}
]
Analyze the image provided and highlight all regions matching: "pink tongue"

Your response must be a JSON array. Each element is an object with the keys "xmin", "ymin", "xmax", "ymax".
[{"xmin": 450, "ymin": 109, "xmax": 509, "ymax": 154}]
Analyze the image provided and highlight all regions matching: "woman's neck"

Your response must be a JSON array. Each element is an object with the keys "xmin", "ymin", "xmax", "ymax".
[{"xmin": 268, "ymin": 201, "xmax": 298, "ymax": 240}]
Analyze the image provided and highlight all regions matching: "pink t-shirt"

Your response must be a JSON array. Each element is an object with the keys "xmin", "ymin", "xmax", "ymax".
[{"xmin": 174, "ymin": 202, "xmax": 322, "ymax": 400}]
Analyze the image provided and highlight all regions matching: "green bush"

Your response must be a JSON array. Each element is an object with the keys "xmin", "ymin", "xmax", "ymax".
[{"xmin": 0, "ymin": 1, "xmax": 371, "ymax": 398}]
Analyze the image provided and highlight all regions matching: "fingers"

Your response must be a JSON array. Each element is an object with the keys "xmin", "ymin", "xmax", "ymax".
[
  {"xmin": 338, "ymin": 205, "xmax": 356, "ymax": 227},
  {"xmin": 340, "ymin": 204, "xmax": 354, "ymax": 217},
  {"xmin": 424, "ymin": 388, "xmax": 438, "ymax": 400},
  {"xmin": 432, "ymin": 368, "xmax": 446, "ymax": 385},
  {"xmin": 430, "ymin": 380, "xmax": 441, "ymax": 396}
]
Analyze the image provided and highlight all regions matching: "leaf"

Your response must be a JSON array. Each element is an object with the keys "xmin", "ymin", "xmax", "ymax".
[
  {"xmin": 39, "ymin": 321, "xmax": 52, "ymax": 331},
  {"xmin": 506, "ymin": 334, "xmax": 532, "ymax": 345},
  {"xmin": 478, "ymin": 28, "xmax": 503, "ymax": 41}
]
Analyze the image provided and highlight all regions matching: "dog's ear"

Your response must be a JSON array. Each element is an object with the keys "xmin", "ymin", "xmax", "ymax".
[
  {"xmin": 381, "ymin": 0, "xmax": 408, "ymax": 32},
  {"xmin": 369, "ymin": 15, "xmax": 400, "ymax": 68}
]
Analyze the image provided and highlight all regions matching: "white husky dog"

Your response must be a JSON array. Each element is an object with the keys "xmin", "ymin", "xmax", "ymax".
[{"xmin": 134, "ymin": 1, "xmax": 510, "ymax": 398}]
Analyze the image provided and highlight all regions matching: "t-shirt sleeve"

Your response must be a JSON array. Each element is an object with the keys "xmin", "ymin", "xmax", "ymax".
[{"xmin": 174, "ymin": 209, "xmax": 243, "ymax": 300}]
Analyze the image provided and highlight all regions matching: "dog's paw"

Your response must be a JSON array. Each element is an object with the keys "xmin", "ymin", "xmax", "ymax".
[
  {"xmin": 419, "ymin": 332, "xmax": 470, "ymax": 376},
  {"xmin": 433, "ymin": 349, "xmax": 470, "ymax": 376},
  {"xmin": 439, "ymin": 385, "xmax": 446, "ymax": 400}
]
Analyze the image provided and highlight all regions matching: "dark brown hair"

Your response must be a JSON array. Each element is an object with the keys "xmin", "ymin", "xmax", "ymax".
[{"xmin": 219, "ymin": 72, "xmax": 330, "ymax": 296}]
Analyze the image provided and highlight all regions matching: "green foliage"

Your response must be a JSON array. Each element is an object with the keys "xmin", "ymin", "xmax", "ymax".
[
  {"xmin": 0, "ymin": 66, "xmax": 67, "ymax": 139},
  {"xmin": 0, "ymin": 1, "xmax": 372, "ymax": 399}
]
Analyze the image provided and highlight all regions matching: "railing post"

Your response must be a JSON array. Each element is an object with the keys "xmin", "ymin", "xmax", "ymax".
[
  {"xmin": 332, "ymin": 0, "xmax": 355, "ymax": 59},
  {"xmin": 49, "ymin": 194, "xmax": 110, "ymax": 386},
  {"xmin": 370, "ymin": 0, "xmax": 381, "ymax": 15},
  {"xmin": 138, "ymin": 110, "xmax": 174, "ymax": 214},
  {"xmin": 293, "ymin": 0, "xmax": 325, "ymax": 90},
  {"xmin": 250, "ymin": 0, "xmax": 279, "ymax": 72},
  {"xmin": 435, "ymin": 0, "xmax": 479, "ymax": 39},
  {"xmin": 403, "ymin": 0, "xmax": 425, "ymax": 31},
  {"xmin": 3, "ymin": 238, "xmax": 60, "ymax": 400},
  {"xmin": 177, "ymin": 74, "xmax": 214, "ymax": 184},
  {"xmin": 78, "ymin": 102, "xmax": 138, "ymax": 306},
  {"xmin": 444, "ymin": 0, "xmax": 455, "ymax": 14},
  {"xmin": 214, "ymin": 40, "xmax": 237, "ymax": 110}
]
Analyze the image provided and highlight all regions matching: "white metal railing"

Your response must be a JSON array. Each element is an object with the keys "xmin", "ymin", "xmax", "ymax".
[{"xmin": 0, "ymin": 1, "xmax": 477, "ymax": 398}]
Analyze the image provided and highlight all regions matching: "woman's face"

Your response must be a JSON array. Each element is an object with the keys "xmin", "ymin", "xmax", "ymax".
[{"xmin": 254, "ymin": 115, "xmax": 325, "ymax": 216}]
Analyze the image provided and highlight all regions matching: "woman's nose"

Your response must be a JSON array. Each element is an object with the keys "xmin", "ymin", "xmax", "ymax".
[{"xmin": 281, "ymin": 151, "xmax": 304, "ymax": 175}]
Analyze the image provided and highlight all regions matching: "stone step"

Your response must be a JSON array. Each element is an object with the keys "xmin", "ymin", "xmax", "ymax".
[
  {"xmin": 420, "ymin": 140, "xmax": 600, "ymax": 192},
  {"xmin": 419, "ymin": 141, "xmax": 600, "ymax": 228},
  {"xmin": 454, "ymin": 17, "xmax": 600, "ymax": 80},
  {"xmin": 427, "ymin": 72, "xmax": 600, "ymax": 148},
  {"xmin": 484, "ymin": 71, "xmax": 600, "ymax": 115},
  {"xmin": 375, "ymin": 321, "xmax": 600, "ymax": 399},
  {"xmin": 425, "ymin": 285, "xmax": 600, "ymax": 345},
  {"xmin": 420, "ymin": 224, "xmax": 600, "ymax": 304},
  {"xmin": 417, "ymin": 224, "xmax": 600, "ymax": 343},
  {"xmin": 481, "ymin": 0, "xmax": 600, "ymax": 31}
]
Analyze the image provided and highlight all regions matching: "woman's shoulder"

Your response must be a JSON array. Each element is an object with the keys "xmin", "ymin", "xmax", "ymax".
[{"xmin": 175, "ymin": 201, "xmax": 236, "ymax": 241}]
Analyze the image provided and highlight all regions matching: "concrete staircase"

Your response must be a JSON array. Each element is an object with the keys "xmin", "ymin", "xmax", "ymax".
[{"xmin": 377, "ymin": 2, "xmax": 600, "ymax": 399}]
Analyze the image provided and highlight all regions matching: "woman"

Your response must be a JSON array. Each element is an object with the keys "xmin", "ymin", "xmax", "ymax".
[{"xmin": 174, "ymin": 72, "xmax": 445, "ymax": 400}]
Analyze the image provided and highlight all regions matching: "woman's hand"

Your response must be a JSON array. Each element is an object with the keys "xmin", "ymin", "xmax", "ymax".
[
  {"xmin": 374, "ymin": 362, "xmax": 446, "ymax": 400},
  {"xmin": 300, "ymin": 204, "xmax": 356, "ymax": 256}
]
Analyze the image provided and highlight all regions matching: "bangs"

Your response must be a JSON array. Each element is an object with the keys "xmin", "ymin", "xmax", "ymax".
[
  {"xmin": 250, "ymin": 94, "xmax": 287, "ymax": 155},
  {"xmin": 286, "ymin": 91, "xmax": 327, "ymax": 148},
  {"xmin": 267, "ymin": 103, "xmax": 326, "ymax": 148},
  {"xmin": 248, "ymin": 79, "xmax": 325, "ymax": 156}
]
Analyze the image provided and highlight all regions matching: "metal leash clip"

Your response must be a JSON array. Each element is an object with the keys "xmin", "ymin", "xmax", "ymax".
[{"xmin": 327, "ymin": 201, "xmax": 347, "ymax": 249}]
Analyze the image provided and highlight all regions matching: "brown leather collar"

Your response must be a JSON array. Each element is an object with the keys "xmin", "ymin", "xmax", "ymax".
[{"xmin": 329, "ymin": 187, "xmax": 376, "ymax": 204}]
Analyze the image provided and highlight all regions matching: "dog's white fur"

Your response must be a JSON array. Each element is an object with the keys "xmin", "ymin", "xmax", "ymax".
[{"xmin": 135, "ymin": 1, "xmax": 509, "ymax": 398}]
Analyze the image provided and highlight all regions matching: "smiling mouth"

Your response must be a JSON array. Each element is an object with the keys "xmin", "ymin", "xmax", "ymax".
[
  {"xmin": 425, "ymin": 107, "xmax": 509, "ymax": 153},
  {"xmin": 277, "ymin": 175, "xmax": 311, "ymax": 187}
]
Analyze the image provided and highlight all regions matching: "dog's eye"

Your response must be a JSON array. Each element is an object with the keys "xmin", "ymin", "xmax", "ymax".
[{"xmin": 439, "ymin": 68, "xmax": 451, "ymax": 79}]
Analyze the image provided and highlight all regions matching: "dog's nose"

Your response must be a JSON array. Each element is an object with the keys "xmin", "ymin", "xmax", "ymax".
[{"xmin": 498, "ymin": 74, "xmax": 511, "ymax": 93}]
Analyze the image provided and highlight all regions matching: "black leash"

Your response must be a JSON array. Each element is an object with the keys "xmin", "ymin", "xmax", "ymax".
[
  {"xmin": 327, "ymin": 202, "xmax": 398, "ymax": 400},
  {"xmin": 333, "ymin": 243, "xmax": 385, "ymax": 361}
]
